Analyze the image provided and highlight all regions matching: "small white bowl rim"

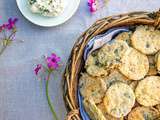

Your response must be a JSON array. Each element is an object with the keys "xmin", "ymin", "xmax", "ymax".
[{"xmin": 16, "ymin": 0, "xmax": 81, "ymax": 27}]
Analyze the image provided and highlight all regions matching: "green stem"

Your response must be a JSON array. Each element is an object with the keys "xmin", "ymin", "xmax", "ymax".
[
  {"xmin": 0, "ymin": 45, "xmax": 7, "ymax": 56},
  {"xmin": 8, "ymin": 31, "xmax": 16, "ymax": 40},
  {"xmin": 46, "ymin": 72, "xmax": 59, "ymax": 120},
  {"xmin": 0, "ymin": 32, "xmax": 15, "ymax": 56}
]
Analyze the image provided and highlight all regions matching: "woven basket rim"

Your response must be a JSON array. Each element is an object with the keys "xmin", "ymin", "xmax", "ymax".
[{"xmin": 63, "ymin": 9, "xmax": 160, "ymax": 120}]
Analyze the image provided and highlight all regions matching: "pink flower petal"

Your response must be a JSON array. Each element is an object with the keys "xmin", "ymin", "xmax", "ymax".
[
  {"xmin": 88, "ymin": 0, "xmax": 95, "ymax": 4},
  {"xmin": 90, "ymin": 3, "xmax": 97, "ymax": 12},
  {"xmin": 7, "ymin": 18, "xmax": 18, "ymax": 30},
  {"xmin": 34, "ymin": 64, "xmax": 42, "ymax": 75},
  {"xmin": 46, "ymin": 53, "xmax": 61, "ymax": 70}
]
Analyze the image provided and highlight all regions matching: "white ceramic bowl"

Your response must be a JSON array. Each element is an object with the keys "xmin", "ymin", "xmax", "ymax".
[{"xmin": 16, "ymin": 0, "xmax": 80, "ymax": 27}]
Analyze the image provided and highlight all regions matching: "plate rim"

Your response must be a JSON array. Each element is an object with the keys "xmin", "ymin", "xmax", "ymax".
[{"xmin": 16, "ymin": 0, "xmax": 81, "ymax": 27}]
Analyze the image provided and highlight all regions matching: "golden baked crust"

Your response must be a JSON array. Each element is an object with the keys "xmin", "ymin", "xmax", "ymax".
[
  {"xmin": 79, "ymin": 73, "xmax": 107, "ymax": 104},
  {"xmin": 85, "ymin": 41, "xmax": 129, "ymax": 77},
  {"xmin": 131, "ymin": 25, "xmax": 160, "ymax": 55},
  {"xmin": 104, "ymin": 82, "xmax": 135, "ymax": 118},
  {"xmin": 115, "ymin": 31, "xmax": 132, "ymax": 45},
  {"xmin": 97, "ymin": 41, "xmax": 129, "ymax": 67},
  {"xmin": 102, "ymin": 70, "xmax": 131, "ymax": 89},
  {"xmin": 83, "ymin": 98, "xmax": 106, "ymax": 120},
  {"xmin": 128, "ymin": 106, "xmax": 160, "ymax": 120},
  {"xmin": 97, "ymin": 102, "xmax": 122, "ymax": 120},
  {"xmin": 135, "ymin": 76, "xmax": 160, "ymax": 106},
  {"xmin": 119, "ymin": 48, "xmax": 149, "ymax": 80},
  {"xmin": 85, "ymin": 52, "xmax": 109, "ymax": 77}
]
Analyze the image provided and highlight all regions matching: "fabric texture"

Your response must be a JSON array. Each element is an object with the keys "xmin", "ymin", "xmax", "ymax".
[{"xmin": 0, "ymin": 0, "xmax": 159, "ymax": 120}]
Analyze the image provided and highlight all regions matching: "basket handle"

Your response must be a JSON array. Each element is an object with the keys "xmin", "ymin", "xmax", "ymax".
[{"xmin": 65, "ymin": 109, "xmax": 80, "ymax": 120}]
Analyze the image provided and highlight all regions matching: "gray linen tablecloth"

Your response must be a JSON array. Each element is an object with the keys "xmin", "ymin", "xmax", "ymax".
[{"xmin": 0, "ymin": 0, "xmax": 159, "ymax": 120}]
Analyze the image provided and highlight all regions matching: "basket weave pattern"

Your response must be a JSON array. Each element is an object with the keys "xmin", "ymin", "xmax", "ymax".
[{"xmin": 63, "ymin": 10, "xmax": 160, "ymax": 120}]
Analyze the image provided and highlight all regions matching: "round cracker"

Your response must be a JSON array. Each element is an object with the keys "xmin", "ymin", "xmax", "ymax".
[
  {"xmin": 115, "ymin": 31, "xmax": 132, "ymax": 45},
  {"xmin": 86, "ymin": 65, "xmax": 109, "ymax": 77},
  {"xmin": 83, "ymin": 98, "xmax": 106, "ymax": 120},
  {"xmin": 119, "ymin": 48, "xmax": 149, "ymax": 80},
  {"xmin": 97, "ymin": 102, "xmax": 121, "ymax": 120},
  {"xmin": 102, "ymin": 70, "xmax": 131, "ymax": 89},
  {"xmin": 135, "ymin": 76, "xmax": 160, "ymax": 106},
  {"xmin": 98, "ymin": 41, "xmax": 129, "ymax": 67},
  {"xmin": 79, "ymin": 73, "xmax": 107, "ymax": 104},
  {"xmin": 131, "ymin": 25, "xmax": 160, "ymax": 55},
  {"xmin": 128, "ymin": 106, "xmax": 160, "ymax": 120},
  {"xmin": 104, "ymin": 82, "xmax": 135, "ymax": 118},
  {"xmin": 85, "ymin": 53, "xmax": 109, "ymax": 77}
]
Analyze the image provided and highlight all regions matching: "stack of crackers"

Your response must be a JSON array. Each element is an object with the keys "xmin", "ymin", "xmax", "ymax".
[{"xmin": 79, "ymin": 25, "xmax": 160, "ymax": 120}]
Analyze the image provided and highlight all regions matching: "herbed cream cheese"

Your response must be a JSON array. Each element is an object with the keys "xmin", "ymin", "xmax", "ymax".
[{"xmin": 28, "ymin": 0, "xmax": 64, "ymax": 17}]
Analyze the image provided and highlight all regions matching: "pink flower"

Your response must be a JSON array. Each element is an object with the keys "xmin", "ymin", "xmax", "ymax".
[
  {"xmin": 34, "ymin": 64, "xmax": 42, "ymax": 75},
  {"xmin": 90, "ymin": 3, "xmax": 97, "ymax": 12},
  {"xmin": 46, "ymin": 53, "xmax": 61, "ymax": 70},
  {"xmin": 0, "ymin": 18, "xmax": 18, "ymax": 32},
  {"xmin": 0, "ymin": 24, "xmax": 7, "ymax": 32},
  {"xmin": 7, "ymin": 18, "xmax": 18, "ymax": 30},
  {"xmin": 88, "ymin": 0, "xmax": 95, "ymax": 5},
  {"xmin": 88, "ymin": 0, "xmax": 97, "ymax": 13}
]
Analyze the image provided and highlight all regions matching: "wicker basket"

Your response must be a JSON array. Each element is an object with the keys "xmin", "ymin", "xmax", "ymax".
[{"xmin": 63, "ymin": 9, "xmax": 160, "ymax": 120}]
